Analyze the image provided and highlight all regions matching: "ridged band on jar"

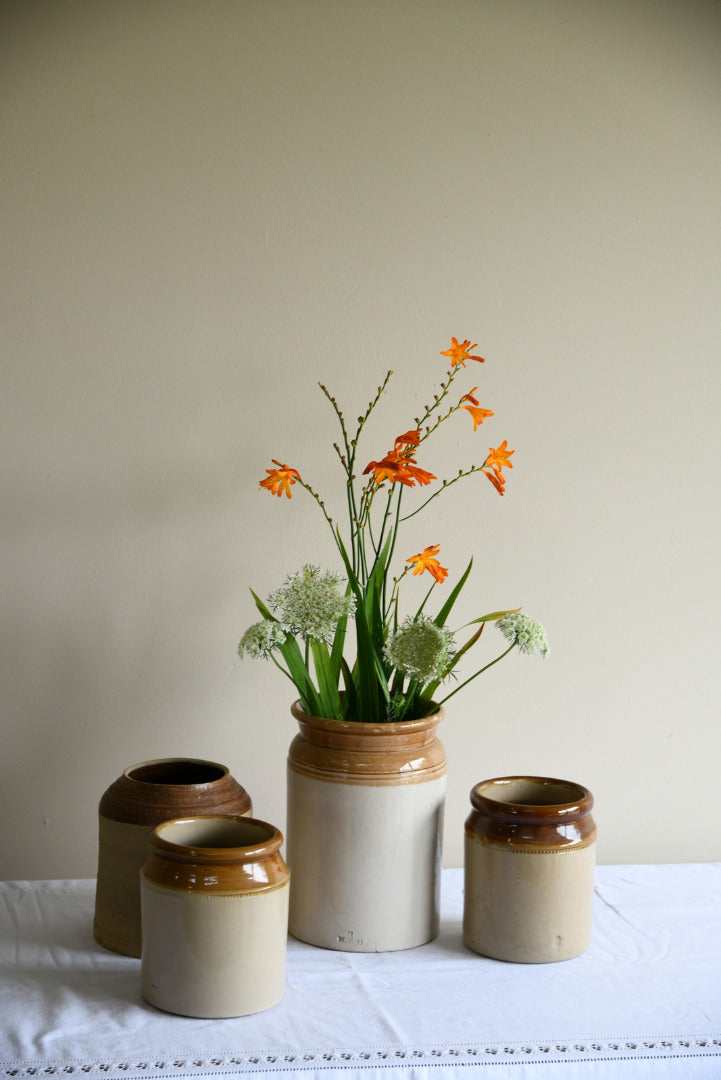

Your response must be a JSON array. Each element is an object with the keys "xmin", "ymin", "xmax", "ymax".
[
  {"xmin": 288, "ymin": 701, "xmax": 446, "ymax": 785},
  {"xmin": 465, "ymin": 775, "xmax": 596, "ymax": 852}
]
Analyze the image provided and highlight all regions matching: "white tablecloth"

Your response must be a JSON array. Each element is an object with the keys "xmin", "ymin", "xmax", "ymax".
[{"xmin": 1, "ymin": 866, "xmax": 719, "ymax": 1079}]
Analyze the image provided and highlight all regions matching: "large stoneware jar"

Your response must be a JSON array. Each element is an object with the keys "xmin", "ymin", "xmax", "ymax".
[
  {"xmin": 94, "ymin": 757, "xmax": 251, "ymax": 957},
  {"xmin": 141, "ymin": 816, "xmax": 289, "ymax": 1018},
  {"xmin": 286, "ymin": 700, "xmax": 446, "ymax": 952},
  {"xmin": 464, "ymin": 775, "xmax": 596, "ymax": 963}
]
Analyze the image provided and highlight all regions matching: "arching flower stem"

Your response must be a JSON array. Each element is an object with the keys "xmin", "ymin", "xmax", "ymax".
[
  {"xmin": 413, "ymin": 364, "xmax": 462, "ymax": 433},
  {"xmin": 399, "ymin": 464, "xmax": 487, "ymax": 522},
  {"xmin": 436, "ymin": 639, "xmax": 518, "ymax": 707},
  {"xmin": 320, "ymin": 370, "xmax": 393, "ymax": 581}
]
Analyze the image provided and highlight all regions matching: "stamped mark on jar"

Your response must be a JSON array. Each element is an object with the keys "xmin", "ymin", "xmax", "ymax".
[{"xmin": 337, "ymin": 930, "xmax": 364, "ymax": 947}]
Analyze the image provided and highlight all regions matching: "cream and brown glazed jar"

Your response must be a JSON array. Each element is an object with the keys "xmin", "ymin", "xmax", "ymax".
[
  {"xmin": 94, "ymin": 757, "xmax": 251, "ymax": 957},
  {"xmin": 287, "ymin": 700, "xmax": 446, "ymax": 952},
  {"xmin": 140, "ymin": 815, "xmax": 289, "ymax": 1018},
  {"xmin": 464, "ymin": 775, "xmax": 596, "ymax": 963}
]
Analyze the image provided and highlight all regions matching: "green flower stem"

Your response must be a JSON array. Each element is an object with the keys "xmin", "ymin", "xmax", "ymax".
[
  {"xmin": 366, "ymin": 488, "xmax": 393, "ymax": 567},
  {"xmin": 268, "ymin": 651, "xmax": 296, "ymax": 685},
  {"xmin": 382, "ymin": 486, "xmax": 405, "ymax": 611},
  {"xmin": 297, "ymin": 478, "xmax": 336, "ymax": 533},
  {"xmin": 418, "ymin": 397, "xmax": 466, "ymax": 444},
  {"xmin": 436, "ymin": 640, "xmax": 517, "ymax": 707},
  {"xmin": 347, "ymin": 371, "xmax": 392, "ymax": 578},
  {"xmin": 297, "ymin": 476, "xmax": 360, "ymax": 584},
  {"xmin": 414, "ymin": 578, "xmax": 437, "ymax": 619},
  {"xmin": 387, "ymin": 565, "xmax": 411, "ymax": 630},
  {"xmin": 414, "ymin": 365, "xmax": 460, "ymax": 432},
  {"xmin": 399, "ymin": 464, "xmax": 486, "ymax": 523},
  {"xmin": 318, "ymin": 382, "xmax": 352, "ymax": 459}
]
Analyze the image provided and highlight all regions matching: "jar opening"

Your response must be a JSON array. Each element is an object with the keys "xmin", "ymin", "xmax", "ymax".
[
  {"xmin": 471, "ymin": 776, "xmax": 593, "ymax": 819},
  {"xmin": 486, "ymin": 777, "xmax": 586, "ymax": 807},
  {"xmin": 127, "ymin": 760, "xmax": 226, "ymax": 786},
  {"xmin": 156, "ymin": 816, "xmax": 275, "ymax": 851}
]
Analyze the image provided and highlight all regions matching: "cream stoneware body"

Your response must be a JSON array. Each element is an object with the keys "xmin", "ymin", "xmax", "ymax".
[
  {"xmin": 141, "ymin": 815, "xmax": 289, "ymax": 1018},
  {"xmin": 94, "ymin": 758, "xmax": 251, "ymax": 957},
  {"xmin": 464, "ymin": 776, "xmax": 596, "ymax": 963},
  {"xmin": 287, "ymin": 701, "xmax": 446, "ymax": 952}
]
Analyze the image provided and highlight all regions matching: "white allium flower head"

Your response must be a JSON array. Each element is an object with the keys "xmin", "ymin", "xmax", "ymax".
[
  {"xmin": 384, "ymin": 616, "xmax": 455, "ymax": 683},
  {"xmin": 238, "ymin": 620, "xmax": 287, "ymax": 659},
  {"xmin": 496, "ymin": 612, "xmax": 549, "ymax": 657},
  {"xmin": 267, "ymin": 565, "xmax": 355, "ymax": 643}
]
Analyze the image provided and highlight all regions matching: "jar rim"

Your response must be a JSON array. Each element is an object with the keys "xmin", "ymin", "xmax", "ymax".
[
  {"xmin": 124, "ymin": 758, "xmax": 229, "ymax": 787},
  {"xmin": 291, "ymin": 699, "xmax": 443, "ymax": 735},
  {"xmin": 470, "ymin": 775, "xmax": 593, "ymax": 822},
  {"xmin": 150, "ymin": 815, "xmax": 283, "ymax": 863}
]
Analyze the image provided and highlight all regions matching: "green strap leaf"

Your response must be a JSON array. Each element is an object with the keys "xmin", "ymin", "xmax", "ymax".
[
  {"xmin": 434, "ymin": 557, "xmax": 473, "ymax": 628},
  {"xmin": 464, "ymin": 606, "xmax": 521, "ymax": 626},
  {"xmin": 336, "ymin": 528, "xmax": 387, "ymax": 723},
  {"xmin": 250, "ymin": 589, "xmax": 324, "ymax": 716}
]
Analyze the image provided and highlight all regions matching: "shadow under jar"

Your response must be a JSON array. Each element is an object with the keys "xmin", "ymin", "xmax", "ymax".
[{"xmin": 463, "ymin": 776, "xmax": 596, "ymax": 963}]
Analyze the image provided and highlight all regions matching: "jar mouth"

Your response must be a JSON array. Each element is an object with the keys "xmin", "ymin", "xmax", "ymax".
[
  {"xmin": 291, "ymin": 699, "xmax": 443, "ymax": 734},
  {"xmin": 471, "ymin": 776, "xmax": 593, "ymax": 821},
  {"xmin": 152, "ymin": 815, "xmax": 282, "ymax": 861},
  {"xmin": 125, "ymin": 758, "xmax": 228, "ymax": 787}
]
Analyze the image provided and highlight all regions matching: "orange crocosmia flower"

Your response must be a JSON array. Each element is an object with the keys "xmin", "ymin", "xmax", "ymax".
[
  {"xmin": 440, "ymin": 337, "xmax": 485, "ymax": 367},
  {"xmin": 363, "ymin": 451, "xmax": 436, "ymax": 487},
  {"xmin": 483, "ymin": 468, "xmax": 506, "ymax": 495},
  {"xmin": 259, "ymin": 460, "xmax": 301, "ymax": 498},
  {"xmin": 402, "ymin": 461, "xmax": 436, "ymax": 486},
  {"xmin": 463, "ymin": 405, "xmax": 494, "ymax": 430},
  {"xmin": 363, "ymin": 451, "xmax": 408, "ymax": 485},
  {"xmin": 485, "ymin": 440, "xmax": 514, "ymax": 472},
  {"xmin": 394, "ymin": 430, "xmax": 421, "ymax": 452},
  {"xmin": 459, "ymin": 387, "xmax": 493, "ymax": 430},
  {"xmin": 407, "ymin": 544, "xmax": 449, "ymax": 584}
]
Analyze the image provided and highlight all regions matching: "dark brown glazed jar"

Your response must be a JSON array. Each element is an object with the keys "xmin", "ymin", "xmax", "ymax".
[
  {"xmin": 94, "ymin": 757, "xmax": 251, "ymax": 957},
  {"xmin": 464, "ymin": 776, "xmax": 596, "ymax": 963}
]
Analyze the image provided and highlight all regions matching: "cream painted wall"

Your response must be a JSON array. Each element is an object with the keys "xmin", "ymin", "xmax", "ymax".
[{"xmin": 2, "ymin": 0, "xmax": 720, "ymax": 879}]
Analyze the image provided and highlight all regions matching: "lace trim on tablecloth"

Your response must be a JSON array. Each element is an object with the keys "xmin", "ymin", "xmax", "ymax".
[{"xmin": 3, "ymin": 1037, "xmax": 721, "ymax": 1075}]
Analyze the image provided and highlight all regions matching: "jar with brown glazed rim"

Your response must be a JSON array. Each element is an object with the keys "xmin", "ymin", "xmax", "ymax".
[
  {"xmin": 140, "ymin": 815, "xmax": 289, "ymax": 1018},
  {"xmin": 94, "ymin": 757, "xmax": 251, "ymax": 957},
  {"xmin": 463, "ymin": 775, "xmax": 596, "ymax": 963},
  {"xmin": 286, "ymin": 700, "xmax": 446, "ymax": 952}
]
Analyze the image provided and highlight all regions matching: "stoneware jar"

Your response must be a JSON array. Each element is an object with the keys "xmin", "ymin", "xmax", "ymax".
[
  {"xmin": 464, "ymin": 775, "xmax": 596, "ymax": 963},
  {"xmin": 94, "ymin": 757, "xmax": 251, "ymax": 957},
  {"xmin": 286, "ymin": 700, "xmax": 446, "ymax": 952},
  {"xmin": 141, "ymin": 815, "xmax": 289, "ymax": 1018}
]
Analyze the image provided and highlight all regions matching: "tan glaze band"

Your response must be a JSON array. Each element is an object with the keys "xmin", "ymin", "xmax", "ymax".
[
  {"xmin": 466, "ymin": 775, "xmax": 596, "ymax": 850},
  {"xmin": 99, "ymin": 758, "xmax": 251, "ymax": 826},
  {"xmin": 288, "ymin": 700, "xmax": 445, "ymax": 785},
  {"xmin": 465, "ymin": 828, "xmax": 597, "ymax": 855},
  {"xmin": 142, "ymin": 816, "xmax": 289, "ymax": 894},
  {"xmin": 141, "ymin": 874, "xmax": 290, "ymax": 898}
]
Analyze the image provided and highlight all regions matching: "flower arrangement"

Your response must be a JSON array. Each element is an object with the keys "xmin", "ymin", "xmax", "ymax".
[{"xmin": 238, "ymin": 337, "xmax": 548, "ymax": 724}]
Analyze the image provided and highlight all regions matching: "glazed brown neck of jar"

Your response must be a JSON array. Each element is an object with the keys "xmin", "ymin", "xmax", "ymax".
[
  {"xmin": 144, "ymin": 816, "xmax": 288, "ymax": 892},
  {"xmin": 99, "ymin": 758, "xmax": 252, "ymax": 826},
  {"xmin": 468, "ymin": 776, "xmax": 596, "ymax": 849},
  {"xmin": 289, "ymin": 700, "xmax": 446, "ymax": 783},
  {"xmin": 291, "ymin": 699, "xmax": 443, "ymax": 749}
]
